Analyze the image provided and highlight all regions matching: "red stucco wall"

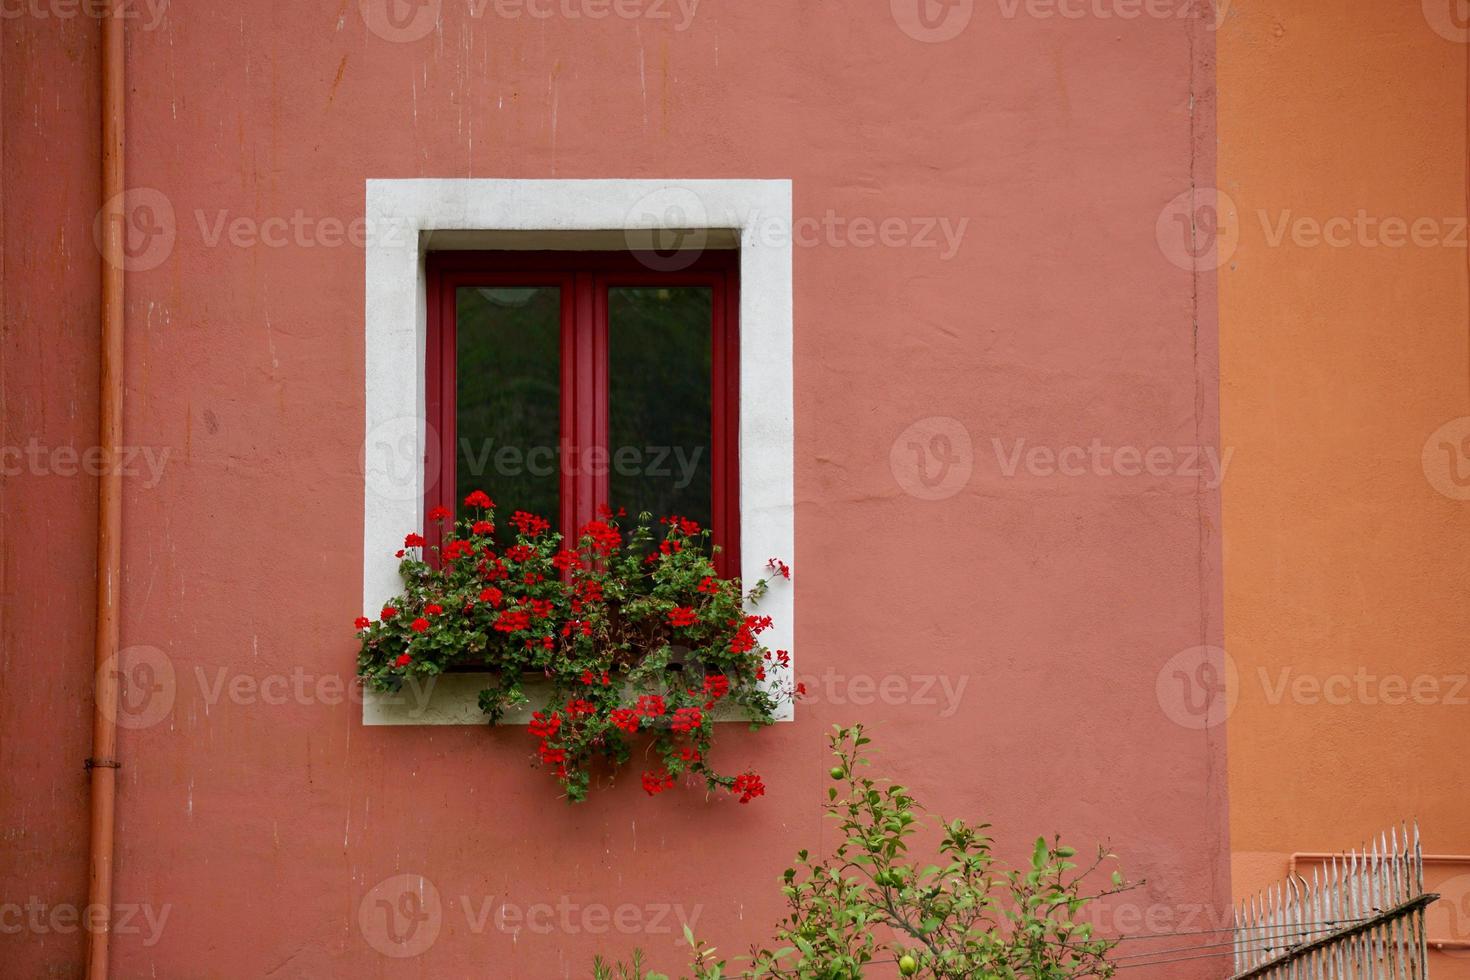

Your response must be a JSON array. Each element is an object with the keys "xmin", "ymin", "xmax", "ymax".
[{"xmin": 2, "ymin": 4, "xmax": 1226, "ymax": 976}]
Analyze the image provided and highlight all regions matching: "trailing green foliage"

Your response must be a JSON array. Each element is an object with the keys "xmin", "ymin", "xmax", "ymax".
[{"xmin": 595, "ymin": 726, "xmax": 1133, "ymax": 978}]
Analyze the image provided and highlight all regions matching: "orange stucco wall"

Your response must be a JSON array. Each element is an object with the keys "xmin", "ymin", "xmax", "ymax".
[
  {"xmin": 2, "ymin": 5, "xmax": 1229, "ymax": 978},
  {"xmin": 1217, "ymin": 1, "xmax": 1470, "ymax": 969}
]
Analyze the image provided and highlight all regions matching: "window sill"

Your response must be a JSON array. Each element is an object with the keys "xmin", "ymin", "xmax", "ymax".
[{"xmin": 362, "ymin": 673, "xmax": 782, "ymax": 726}]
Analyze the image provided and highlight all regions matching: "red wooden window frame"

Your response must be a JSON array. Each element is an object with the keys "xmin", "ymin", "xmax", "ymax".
[{"xmin": 425, "ymin": 250, "xmax": 740, "ymax": 578}]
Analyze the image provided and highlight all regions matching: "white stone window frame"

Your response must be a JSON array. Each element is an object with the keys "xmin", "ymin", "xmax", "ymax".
[{"xmin": 361, "ymin": 179, "xmax": 794, "ymax": 725}]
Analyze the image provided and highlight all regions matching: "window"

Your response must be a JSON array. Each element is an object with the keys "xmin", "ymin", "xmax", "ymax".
[
  {"xmin": 362, "ymin": 178, "xmax": 793, "ymax": 725},
  {"xmin": 424, "ymin": 251, "xmax": 740, "ymax": 576}
]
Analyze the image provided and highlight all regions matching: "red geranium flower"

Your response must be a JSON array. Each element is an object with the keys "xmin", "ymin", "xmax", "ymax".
[
  {"xmin": 578, "ymin": 520, "xmax": 621, "ymax": 556},
  {"xmin": 731, "ymin": 771, "xmax": 765, "ymax": 804},
  {"xmin": 609, "ymin": 708, "xmax": 640, "ymax": 734},
  {"xmin": 670, "ymin": 707, "xmax": 702, "ymax": 733},
  {"xmin": 410, "ymin": 617, "xmax": 430, "ymax": 633},
  {"xmin": 529, "ymin": 711, "xmax": 561, "ymax": 740},
  {"xmin": 464, "ymin": 490, "xmax": 494, "ymax": 509},
  {"xmin": 636, "ymin": 695, "xmax": 665, "ymax": 718},
  {"xmin": 428, "ymin": 505, "xmax": 451, "ymax": 521},
  {"xmin": 354, "ymin": 617, "xmax": 372, "ymax": 630},
  {"xmin": 493, "ymin": 610, "xmax": 531, "ymax": 633},
  {"xmin": 471, "ymin": 520, "xmax": 494, "ymax": 535},
  {"xmin": 381, "ymin": 606, "xmax": 398, "ymax": 619},
  {"xmin": 697, "ymin": 576, "xmax": 720, "ymax": 595},
  {"xmin": 394, "ymin": 653, "xmax": 412, "ymax": 668},
  {"xmin": 668, "ymin": 606, "xmax": 698, "ymax": 628},
  {"xmin": 404, "ymin": 533, "xmax": 426, "ymax": 548},
  {"xmin": 660, "ymin": 515, "xmax": 700, "ymax": 536},
  {"xmin": 510, "ymin": 511, "xmax": 551, "ymax": 537},
  {"xmin": 478, "ymin": 587, "xmax": 503, "ymax": 606},
  {"xmin": 424, "ymin": 603, "xmax": 443, "ymax": 616},
  {"xmin": 641, "ymin": 770, "xmax": 675, "ymax": 795},
  {"xmin": 766, "ymin": 558, "xmax": 791, "ymax": 580}
]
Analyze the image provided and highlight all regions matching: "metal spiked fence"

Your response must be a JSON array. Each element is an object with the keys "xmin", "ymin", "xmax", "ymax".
[{"xmin": 1230, "ymin": 825, "xmax": 1437, "ymax": 979}]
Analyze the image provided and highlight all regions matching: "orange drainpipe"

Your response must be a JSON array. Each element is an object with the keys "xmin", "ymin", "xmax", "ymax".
[
  {"xmin": 1289, "ymin": 852, "xmax": 1470, "ymax": 951},
  {"xmin": 85, "ymin": 1, "xmax": 125, "ymax": 977}
]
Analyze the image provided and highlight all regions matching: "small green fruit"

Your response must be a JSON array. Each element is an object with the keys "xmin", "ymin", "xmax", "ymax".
[
  {"xmin": 830, "ymin": 766, "xmax": 844, "ymax": 780},
  {"xmin": 898, "ymin": 953, "xmax": 918, "ymax": 976}
]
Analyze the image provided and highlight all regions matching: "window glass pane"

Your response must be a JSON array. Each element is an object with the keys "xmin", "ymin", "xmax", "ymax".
[
  {"xmin": 608, "ymin": 286, "xmax": 713, "ymax": 537},
  {"xmin": 456, "ymin": 286, "xmax": 560, "ymax": 539}
]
